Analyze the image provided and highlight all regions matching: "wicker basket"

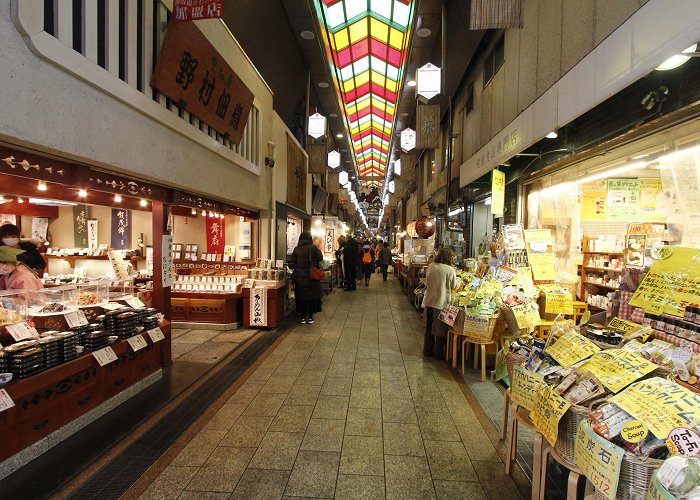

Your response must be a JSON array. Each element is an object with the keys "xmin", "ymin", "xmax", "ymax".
[
  {"xmin": 554, "ymin": 404, "xmax": 590, "ymax": 463},
  {"xmin": 592, "ymin": 452, "xmax": 665, "ymax": 500},
  {"xmin": 459, "ymin": 312, "xmax": 501, "ymax": 344},
  {"xmin": 506, "ymin": 351, "xmax": 528, "ymax": 382}
]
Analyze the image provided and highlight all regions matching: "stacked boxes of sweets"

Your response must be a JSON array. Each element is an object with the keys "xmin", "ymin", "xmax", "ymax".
[
  {"xmin": 55, "ymin": 331, "xmax": 79, "ymax": 362},
  {"xmin": 247, "ymin": 260, "xmax": 285, "ymax": 283},
  {"xmin": 83, "ymin": 330, "xmax": 109, "ymax": 351},
  {"xmin": 0, "ymin": 348, "xmax": 8, "ymax": 373},
  {"xmin": 113, "ymin": 311, "xmax": 138, "ymax": 338},
  {"xmin": 583, "ymin": 324, "xmax": 624, "ymax": 346},
  {"xmin": 38, "ymin": 332, "xmax": 63, "ymax": 369},
  {"xmin": 69, "ymin": 324, "xmax": 91, "ymax": 347},
  {"xmin": 5, "ymin": 340, "xmax": 46, "ymax": 379}
]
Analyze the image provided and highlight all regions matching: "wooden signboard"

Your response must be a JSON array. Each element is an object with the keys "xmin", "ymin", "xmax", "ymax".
[
  {"xmin": 415, "ymin": 104, "xmax": 439, "ymax": 149},
  {"xmin": 307, "ymin": 143, "xmax": 327, "ymax": 175},
  {"xmin": 287, "ymin": 135, "xmax": 307, "ymax": 211}
]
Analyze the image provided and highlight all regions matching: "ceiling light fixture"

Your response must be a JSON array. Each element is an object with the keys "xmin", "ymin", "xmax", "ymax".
[
  {"xmin": 336, "ymin": 133, "xmax": 343, "ymax": 138},
  {"xmin": 406, "ymin": 80, "xmax": 416, "ymax": 87},
  {"xmin": 656, "ymin": 44, "xmax": 698, "ymax": 71},
  {"xmin": 78, "ymin": 189, "xmax": 88, "ymax": 198},
  {"xmin": 318, "ymin": 82, "xmax": 329, "ymax": 88},
  {"xmin": 37, "ymin": 181, "xmax": 47, "ymax": 191},
  {"xmin": 114, "ymin": 194, "xmax": 122, "ymax": 202},
  {"xmin": 201, "ymin": 209, "xmax": 206, "ymax": 216},
  {"xmin": 546, "ymin": 130, "xmax": 558, "ymax": 139},
  {"xmin": 139, "ymin": 199, "xmax": 148, "ymax": 207},
  {"xmin": 300, "ymin": 30, "xmax": 315, "ymax": 40},
  {"xmin": 191, "ymin": 209, "xmax": 197, "ymax": 215},
  {"xmin": 17, "ymin": 197, "xmax": 23, "ymax": 203}
]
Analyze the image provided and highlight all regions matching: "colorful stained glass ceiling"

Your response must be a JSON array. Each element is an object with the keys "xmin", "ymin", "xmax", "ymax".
[{"xmin": 317, "ymin": 0, "xmax": 415, "ymax": 191}]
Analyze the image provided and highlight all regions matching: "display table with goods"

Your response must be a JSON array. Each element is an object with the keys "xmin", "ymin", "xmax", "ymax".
[{"xmin": 0, "ymin": 289, "xmax": 171, "ymax": 478}]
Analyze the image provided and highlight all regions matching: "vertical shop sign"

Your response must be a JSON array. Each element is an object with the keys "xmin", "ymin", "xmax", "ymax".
[
  {"xmin": 73, "ymin": 205, "xmax": 91, "ymax": 247},
  {"xmin": 206, "ymin": 216, "xmax": 225, "ymax": 254},
  {"xmin": 250, "ymin": 287, "xmax": 267, "ymax": 326},
  {"xmin": 87, "ymin": 220, "xmax": 99, "ymax": 249},
  {"xmin": 31, "ymin": 217, "xmax": 48, "ymax": 244},
  {"xmin": 162, "ymin": 235, "xmax": 174, "ymax": 287},
  {"xmin": 415, "ymin": 104, "xmax": 439, "ymax": 149},
  {"xmin": 324, "ymin": 228, "xmax": 335, "ymax": 255},
  {"xmin": 491, "ymin": 169, "xmax": 505, "ymax": 217},
  {"xmin": 287, "ymin": 135, "xmax": 307, "ymax": 211},
  {"xmin": 111, "ymin": 209, "xmax": 131, "ymax": 249},
  {"xmin": 172, "ymin": 0, "xmax": 223, "ymax": 22},
  {"xmin": 307, "ymin": 143, "xmax": 327, "ymax": 175},
  {"xmin": 150, "ymin": 21, "xmax": 254, "ymax": 146},
  {"xmin": 607, "ymin": 178, "xmax": 640, "ymax": 221}
]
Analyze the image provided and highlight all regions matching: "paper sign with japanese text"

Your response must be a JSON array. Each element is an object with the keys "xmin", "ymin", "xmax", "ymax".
[
  {"xmin": 0, "ymin": 389, "xmax": 15, "ymax": 413},
  {"xmin": 6, "ymin": 322, "xmax": 38, "ymax": 342},
  {"xmin": 250, "ymin": 288, "xmax": 268, "ymax": 327},
  {"xmin": 510, "ymin": 365, "xmax": 545, "ymax": 411},
  {"xmin": 610, "ymin": 377, "xmax": 700, "ymax": 439},
  {"xmin": 574, "ymin": 421, "xmax": 624, "ymax": 500},
  {"xmin": 148, "ymin": 327, "xmax": 166, "ymax": 343},
  {"xmin": 524, "ymin": 229, "xmax": 557, "ymax": 282},
  {"xmin": 491, "ymin": 169, "xmax": 505, "ymax": 217},
  {"xmin": 127, "ymin": 335, "xmax": 149, "ymax": 352},
  {"xmin": 92, "ymin": 347, "xmax": 118, "ymax": 366},
  {"xmin": 607, "ymin": 317, "xmax": 642, "ymax": 333},
  {"xmin": 538, "ymin": 285, "xmax": 573, "ymax": 315},
  {"xmin": 172, "ymin": 0, "xmax": 223, "ymax": 22},
  {"xmin": 495, "ymin": 266, "xmax": 518, "ymax": 284},
  {"xmin": 476, "ymin": 280, "xmax": 502, "ymax": 299},
  {"xmin": 581, "ymin": 349, "xmax": 657, "ymax": 393},
  {"xmin": 530, "ymin": 384, "xmax": 571, "ymax": 446},
  {"xmin": 545, "ymin": 332, "xmax": 601, "ymax": 367},
  {"xmin": 511, "ymin": 302, "xmax": 541, "ymax": 329},
  {"xmin": 438, "ymin": 305, "xmax": 460, "ymax": 328},
  {"xmin": 64, "ymin": 310, "xmax": 88, "ymax": 329}
]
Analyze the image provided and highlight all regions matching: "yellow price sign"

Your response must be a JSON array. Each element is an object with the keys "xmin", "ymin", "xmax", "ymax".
[
  {"xmin": 621, "ymin": 421, "xmax": 648, "ymax": 443},
  {"xmin": 511, "ymin": 302, "xmax": 541, "ymax": 329},
  {"xmin": 581, "ymin": 349, "xmax": 657, "ymax": 393},
  {"xmin": 476, "ymin": 280, "xmax": 503, "ymax": 299},
  {"xmin": 574, "ymin": 421, "xmax": 624, "ymax": 500},
  {"xmin": 607, "ymin": 317, "xmax": 640, "ymax": 333},
  {"xmin": 545, "ymin": 332, "xmax": 601, "ymax": 367},
  {"xmin": 530, "ymin": 384, "xmax": 571, "ymax": 446},
  {"xmin": 544, "ymin": 291, "xmax": 573, "ymax": 315},
  {"xmin": 510, "ymin": 365, "xmax": 545, "ymax": 412}
]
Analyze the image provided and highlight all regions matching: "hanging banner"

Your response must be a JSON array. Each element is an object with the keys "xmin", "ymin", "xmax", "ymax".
[
  {"xmin": 580, "ymin": 180, "xmax": 608, "ymax": 221},
  {"xmin": 469, "ymin": 0, "xmax": 523, "ymax": 30},
  {"xmin": 607, "ymin": 178, "xmax": 640, "ymax": 221},
  {"xmin": 545, "ymin": 332, "xmax": 600, "ymax": 367},
  {"xmin": 172, "ymin": 0, "xmax": 223, "ymax": 22},
  {"xmin": 491, "ymin": 169, "xmax": 505, "ymax": 217},
  {"xmin": 415, "ymin": 104, "xmax": 439, "ymax": 149},
  {"xmin": 327, "ymin": 172, "xmax": 339, "ymax": 194},
  {"xmin": 73, "ymin": 204, "xmax": 91, "ymax": 247},
  {"xmin": 150, "ymin": 21, "xmax": 254, "ymax": 145},
  {"xmin": 31, "ymin": 217, "xmax": 48, "ymax": 244},
  {"xmin": 87, "ymin": 219, "xmax": 99, "ymax": 249},
  {"xmin": 324, "ymin": 228, "xmax": 335, "ymax": 255},
  {"xmin": 110, "ymin": 208, "xmax": 131, "ymax": 249},
  {"xmin": 510, "ymin": 365, "xmax": 545, "ymax": 411},
  {"xmin": 574, "ymin": 421, "xmax": 624, "ymax": 500},
  {"xmin": 530, "ymin": 384, "xmax": 571, "ymax": 446},
  {"xmin": 162, "ymin": 235, "xmax": 174, "ymax": 287},
  {"xmin": 206, "ymin": 216, "xmax": 225, "ymax": 254},
  {"xmin": 307, "ymin": 143, "xmax": 327, "ymax": 175},
  {"xmin": 581, "ymin": 349, "xmax": 657, "ymax": 393},
  {"xmin": 250, "ymin": 287, "xmax": 268, "ymax": 327},
  {"xmin": 287, "ymin": 135, "xmax": 307, "ymax": 211}
]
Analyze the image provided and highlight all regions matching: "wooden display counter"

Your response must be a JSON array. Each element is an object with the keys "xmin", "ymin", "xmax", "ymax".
[
  {"xmin": 0, "ymin": 322, "xmax": 171, "ymax": 465},
  {"xmin": 170, "ymin": 292, "xmax": 243, "ymax": 325},
  {"xmin": 242, "ymin": 284, "xmax": 286, "ymax": 329}
]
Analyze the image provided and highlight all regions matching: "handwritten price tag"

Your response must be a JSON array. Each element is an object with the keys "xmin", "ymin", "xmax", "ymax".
[
  {"xmin": 147, "ymin": 327, "xmax": 165, "ymax": 343},
  {"xmin": 0, "ymin": 389, "xmax": 15, "ymax": 413},
  {"xmin": 666, "ymin": 427, "xmax": 700, "ymax": 457},
  {"xmin": 126, "ymin": 297, "xmax": 146, "ymax": 309},
  {"xmin": 127, "ymin": 335, "xmax": 148, "ymax": 352},
  {"xmin": 92, "ymin": 347, "xmax": 118, "ymax": 366},
  {"xmin": 64, "ymin": 310, "xmax": 88, "ymax": 328},
  {"xmin": 6, "ymin": 322, "xmax": 38, "ymax": 341},
  {"xmin": 574, "ymin": 421, "xmax": 624, "ymax": 500}
]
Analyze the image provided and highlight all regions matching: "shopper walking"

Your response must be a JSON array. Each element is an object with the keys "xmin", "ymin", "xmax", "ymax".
[
  {"xmin": 335, "ymin": 235, "xmax": 346, "ymax": 288},
  {"xmin": 422, "ymin": 247, "xmax": 458, "ymax": 359},
  {"xmin": 343, "ymin": 235, "xmax": 359, "ymax": 291},
  {"xmin": 288, "ymin": 232, "xmax": 323, "ymax": 324},
  {"xmin": 361, "ymin": 240, "xmax": 375, "ymax": 286},
  {"xmin": 377, "ymin": 242, "xmax": 392, "ymax": 281}
]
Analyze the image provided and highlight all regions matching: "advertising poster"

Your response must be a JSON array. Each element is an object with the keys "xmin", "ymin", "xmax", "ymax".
[
  {"xmin": 580, "ymin": 180, "xmax": 608, "ymax": 221},
  {"xmin": 607, "ymin": 178, "xmax": 640, "ymax": 221}
]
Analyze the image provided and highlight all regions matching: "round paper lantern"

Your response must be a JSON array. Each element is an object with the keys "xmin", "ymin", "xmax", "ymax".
[
  {"xmin": 415, "ymin": 216, "xmax": 435, "ymax": 238},
  {"xmin": 406, "ymin": 221, "xmax": 418, "ymax": 238}
]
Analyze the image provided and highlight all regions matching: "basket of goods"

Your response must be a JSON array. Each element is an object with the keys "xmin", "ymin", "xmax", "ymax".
[
  {"xmin": 506, "ymin": 336, "xmax": 534, "ymax": 381},
  {"xmin": 644, "ymin": 457, "xmax": 700, "ymax": 500},
  {"xmin": 455, "ymin": 297, "xmax": 501, "ymax": 343},
  {"xmin": 583, "ymin": 324, "xmax": 625, "ymax": 349}
]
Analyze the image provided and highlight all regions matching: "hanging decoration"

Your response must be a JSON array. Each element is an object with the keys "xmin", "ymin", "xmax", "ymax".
[
  {"xmin": 416, "ymin": 63, "xmax": 442, "ymax": 100},
  {"xmin": 394, "ymin": 159, "xmax": 402, "ymax": 176},
  {"xmin": 307, "ymin": 143, "xmax": 327, "ymax": 174},
  {"xmin": 308, "ymin": 112, "xmax": 327, "ymax": 139},
  {"xmin": 415, "ymin": 216, "xmax": 435, "ymax": 238},
  {"xmin": 401, "ymin": 128, "xmax": 416, "ymax": 152},
  {"xmin": 327, "ymin": 150, "xmax": 341, "ymax": 169}
]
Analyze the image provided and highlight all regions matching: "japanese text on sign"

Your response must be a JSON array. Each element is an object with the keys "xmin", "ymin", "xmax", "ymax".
[
  {"xmin": 64, "ymin": 310, "xmax": 88, "ymax": 329},
  {"xmin": 0, "ymin": 389, "xmax": 15, "ymax": 413},
  {"xmin": 6, "ymin": 322, "xmax": 38, "ymax": 341},
  {"xmin": 173, "ymin": 0, "xmax": 224, "ymax": 22},
  {"xmin": 127, "ymin": 335, "xmax": 149, "ymax": 352},
  {"xmin": 510, "ymin": 365, "xmax": 545, "ymax": 412},
  {"xmin": 476, "ymin": 280, "xmax": 503, "ymax": 299},
  {"xmin": 250, "ymin": 287, "xmax": 267, "ymax": 326},
  {"xmin": 530, "ymin": 384, "xmax": 571, "ymax": 446},
  {"xmin": 574, "ymin": 421, "xmax": 624, "ymax": 500},
  {"xmin": 666, "ymin": 427, "xmax": 700, "ymax": 457},
  {"xmin": 581, "ymin": 349, "xmax": 657, "ymax": 393},
  {"xmin": 610, "ymin": 377, "xmax": 700, "ymax": 439},
  {"xmin": 148, "ymin": 327, "xmax": 165, "ymax": 343},
  {"xmin": 92, "ymin": 347, "xmax": 118, "ymax": 366},
  {"xmin": 511, "ymin": 302, "xmax": 541, "ymax": 329},
  {"xmin": 545, "ymin": 332, "xmax": 601, "ymax": 367}
]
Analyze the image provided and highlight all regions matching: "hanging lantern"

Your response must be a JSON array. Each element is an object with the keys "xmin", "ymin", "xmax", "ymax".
[
  {"xmin": 388, "ymin": 180, "xmax": 395, "ymax": 194},
  {"xmin": 327, "ymin": 150, "xmax": 340, "ymax": 169},
  {"xmin": 400, "ymin": 129, "xmax": 415, "ymax": 152},
  {"xmin": 339, "ymin": 170, "xmax": 349, "ymax": 185},
  {"xmin": 415, "ymin": 216, "xmax": 436, "ymax": 238},
  {"xmin": 394, "ymin": 159, "xmax": 402, "ymax": 176},
  {"xmin": 308, "ymin": 112, "xmax": 326, "ymax": 139},
  {"xmin": 416, "ymin": 63, "xmax": 441, "ymax": 100}
]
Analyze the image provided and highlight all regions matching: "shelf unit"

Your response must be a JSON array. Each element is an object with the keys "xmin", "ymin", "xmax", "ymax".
[{"xmin": 581, "ymin": 237, "xmax": 622, "ymax": 306}]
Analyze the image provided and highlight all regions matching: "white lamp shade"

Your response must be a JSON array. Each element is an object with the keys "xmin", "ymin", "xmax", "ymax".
[
  {"xmin": 416, "ymin": 63, "xmax": 441, "ymax": 99},
  {"xmin": 394, "ymin": 159, "xmax": 402, "ymax": 176},
  {"xmin": 388, "ymin": 180, "xmax": 395, "ymax": 193},
  {"xmin": 308, "ymin": 112, "xmax": 326, "ymax": 139},
  {"xmin": 327, "ymin": 150, "xmax": 340, "ymax": 168},
  {"xmin": 400, "ymin": 129, "xmax": 415, "ymax": 152},
  {"xmin": 339, "ymin": 171, "xmax": 349, "ymax": 185}
]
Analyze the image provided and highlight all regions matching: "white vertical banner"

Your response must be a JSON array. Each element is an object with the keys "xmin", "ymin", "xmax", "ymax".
[
  {"xmin": 87, "ymin": 219, "xmax": 99, "ymax": 249},
  {"xmin": 32, "ymin": 217, "xmax": 49, "ymax": 243},
  {"xmin": 250, "ymin": 287, "xmax": 267, "ymax": 327},
  {"xmin": 146, "ymin": 246, "xmax": 154, "ymax": 274},
  {"xmin": 162, "ymin": 235, "xmax": 174, "ymax": 287},
  {"xmin": 324, "ymin": 228, "xmax": 335, "ymax": 255}
]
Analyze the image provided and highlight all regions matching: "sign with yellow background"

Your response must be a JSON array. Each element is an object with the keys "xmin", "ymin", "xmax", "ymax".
[
  {"xmin": 491, "ymin": 169, "xmax": 505, "ymax": 217},
  {"xmin": 581, "ymin": 349, "xmax": 658, "ymax": 393},
  {"xmin": 524, "ymin": 229, "xmax": 557, "ymax": 282},
  {"xmin": 580, "ymin": 180, "xmax": 608, "ymax": 221},
  {"xmin": 530, "ymin": 384, "xmax": 571, "ymax": 446},
  {"xmin": 511, "ymin": 302, "xmax": 542, "ymax": 329},
  {"xmin": 575, "ymin": 421, "xmax": 624, "ymax": 500},
  {"xmin": 545, "ymin": 332, "xmax": 601, "ymax": 367},
  {"xmin": 510, "ymin": 365, "xmax": 545, "ymax": 411}
]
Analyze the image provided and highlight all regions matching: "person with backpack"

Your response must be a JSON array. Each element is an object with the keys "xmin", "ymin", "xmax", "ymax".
[{"xmin": 360, "ymin": 240, "xmax": 375, "ymax": 286}]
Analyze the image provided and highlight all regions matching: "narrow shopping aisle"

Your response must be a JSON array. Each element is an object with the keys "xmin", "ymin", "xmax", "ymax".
[{"xmin": 133, "ymin": 278, "xmax": 527, "ymax": 500}]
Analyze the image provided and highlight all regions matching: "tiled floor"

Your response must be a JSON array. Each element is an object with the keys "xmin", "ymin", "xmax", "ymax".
[
  {"xmin": 171, "ymin": 327, "xmax": 258, "ymax": 364},
  {"xmin": 138, "ymin": 278, "xmax": 528, "ymax": 499}
]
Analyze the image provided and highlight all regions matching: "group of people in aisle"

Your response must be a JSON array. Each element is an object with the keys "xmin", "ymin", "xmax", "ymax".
[{"xmin": 288, "ymin": 232, "xmax": 393, "ymax": 324}]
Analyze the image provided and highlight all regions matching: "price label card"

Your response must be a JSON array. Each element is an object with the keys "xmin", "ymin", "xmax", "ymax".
[
  {"xmin": 126, "ymin": 297, "xmax": 146, "ymax": 309},
  {"xmin": 148, "ymin": 327, "xmax": 165, "ymax": 343},
  {"xmin": 275, "ymin": 259, "xmax": 284, "ymax": 269},
  {"xmin": 64, "ymin": 310, "xmax": 88, "ymax": 328},
  {"xmin": 666, "ymin": 427, "xmax": 700, "ymax": 457},
  {"xmin": 546, "ymin": 332, "xmax": 600, "ymax": 367},
  {"xmin": 92, "ymin": 347, "xmax": 118, "ymax": 366},
  {"xmin": 102, "ymin": 302, "xmax": 125, "ymax": 311},
  {"xmin": 127, "ymin": 335, "xmax": 148, "ymax": 352},
  {"xmin": 6, "ymin": 322, "xmax": 38, "ymax": 341},
  {"xmin": 574, "ymin": 421, "xmax": 624, "ymax": 500},
  {"xmin": 530, "ymin": 384, "xmax": 571, "ymax": 446},
  {"xmin": 0, "ymin": 389, "xmax": 15, "ymax": 413},
  {"xmin": 510, "ymin": 365, "xmax": 545, "ymax": 412}
]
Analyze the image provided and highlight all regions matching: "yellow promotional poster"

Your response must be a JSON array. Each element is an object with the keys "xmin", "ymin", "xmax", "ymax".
[
  {"xmin": 491, "ymin": 169, "xmax": 505, "ymax": 217},
  {"xmin": 610, "ymin": 377, "xmax": 700, "ymax": 439},
  {"xmin": 508, "ymin": 267, "xmax": 534, "ymax": 288},
  {"xmin": 575, "ymin": 421, "xmax": 624, "ymax": 500},
  {"xmin": 530, "ymin": 384, "xmax": 571, "ymax": 446},
  {"xmin": 511, "ymin": 302, "xmax": 542, "ymax": 329},
  {"xmin": 524, "ymin": 229, "xmax": 556, "ymax": 282},
  {"xmin": 580, "ymin": 180, "xmax": 608, "ymax": 221},
  {"xmin": 545, "ymin": 332, "xmax": 601, "ymax": 367},
  {"xmin": 476, "ymin": 280, "xmax": 503, "ymax": 300},
  {"xmin": 538, "ymin": 285, "xmax": 574, "ymax": 314},
  {"xmin": 581, "ymin": 349, "xmax": 657, "ymax": 393},
  {"xmin": 607, "ymin": 178, "xmax": 640, "ymax": 221},
  {"xmin": 607, "ymin": 317, "xmax": 642, "ymax": 333},
  {"xmin": 510, "ymin": 365, "xmax": 545, "ymax": 412},
  {"xmin": 639, "ymin": 178, "xmax": 665, "ymax": 222},
  {"xmin": 629, "ymin": 247, "xmax": 700, "ymax": 316}
]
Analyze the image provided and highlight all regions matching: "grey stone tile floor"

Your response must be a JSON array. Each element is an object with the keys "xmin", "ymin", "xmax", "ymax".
[
  {"xmin": 171, "ymin": 327, "xmax": 258, "ymax": 365},
  {"xmin": 140, "ymin": 278, "xmax": 527, "ymax": 499}
]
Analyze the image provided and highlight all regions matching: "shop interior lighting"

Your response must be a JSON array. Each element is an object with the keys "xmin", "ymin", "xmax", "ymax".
[
  {"xmin": 201, "ymin": 209, "xmax": 207, "ymax": 216},
  {"xmin": 78, "ymin": 189, "xmax": 88, "ymax": 198},
  {"xmin": 191, "ymin": 209, "xmax": 197, "ymax": 215},
  {"xmin": 139, "ymin": 199, "xmax": 148, "ymax": 207},
  {"xmin": 484, "ymin": 197, "xmax": 492, "ymax": 206},
  {"xmin": 37, "ymin": 181, "xmax": 47, "ymax": 191},
  {"xmin": 656, "ymin": 44, "xmax": 698, "ymax": 71},
  {"xmin": 546, "ymin": 130, "xmax": 558, "ymax": 139},
  {"xmin": 406, "ymin": 80, "xmax": 416, "ymax": 87},
  {"xmin": 28, "ymin": 198, "xmax": 76, "ymax": 206},
  {"xmin": 114, "ymin": 194, "xmax": 122, "ymax": 203},
  {"xmin": 316, "ymin": 0, "xmax": 415, "ymax": 193},
  {"xmin": 448, "ymin": 206, "xmax": 464, "ymax": 217},
  {"xmin": 17, "ymin": 197, "xmax": 23, "ymax": 203}
]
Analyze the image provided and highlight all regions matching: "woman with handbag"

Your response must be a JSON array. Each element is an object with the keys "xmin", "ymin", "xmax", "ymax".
[{"xmin": 288, "ymin": 232, "xmax": 324, "ymax": 324}]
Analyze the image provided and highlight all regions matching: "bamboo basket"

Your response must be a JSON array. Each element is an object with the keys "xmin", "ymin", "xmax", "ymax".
[
  {"xmin": 458, "ymin": 312, "xmax": 501, "ymax": 344},
  {"xmin": 554, "ymin": 404, "xmax": 591, "ymax": 463}
]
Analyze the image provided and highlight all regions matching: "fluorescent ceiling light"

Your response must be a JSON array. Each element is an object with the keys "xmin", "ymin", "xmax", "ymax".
[
  {"xmin": 656, "ymin": 44, "xmax": 697, "ymax": 71},
  {"xmin": 546, "ymin": 131, "xmax": 558, "ymax": 139},
  {"xmin": 28, "ymin": 197, "xmax": 77, "ymax": 206}
]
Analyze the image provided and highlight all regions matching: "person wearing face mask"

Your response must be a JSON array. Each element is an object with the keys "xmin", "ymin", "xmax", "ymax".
[
  {"xmin": 0, "ymin": 246, "xmax": 44, "ymax": 291},
  {"xmin": 0, "ymin": 224, "xmax": 46, "ymax": 276}
]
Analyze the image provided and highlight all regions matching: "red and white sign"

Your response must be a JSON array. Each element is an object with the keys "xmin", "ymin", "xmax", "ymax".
[
  {"xmin": 206, "ymin": 216, "xmax": 225, "ymax": 255},
  {"xmin": 173, "ymin": 0, "xmax": 224, "ymax": 22}
]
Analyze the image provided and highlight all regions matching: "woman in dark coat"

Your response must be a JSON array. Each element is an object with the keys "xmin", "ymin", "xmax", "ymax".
[
  {"xmin": 288, "ymin": 232, "xmax": 324, "ymax": 324},
  {"xmin": 360, "ymin": 241, "xmax": 375, "ymax": 286},
  {"xmin": 343, "ymin": 236, "xmax": 359, "ymax": 291}
]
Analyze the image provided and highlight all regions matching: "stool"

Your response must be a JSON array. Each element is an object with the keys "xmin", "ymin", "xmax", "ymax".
[
  {"xmin": 536, "ymin": 319, "xmax": 554, "ymax": 339},
  {"xmin": 572, "ymin": 301, "xmax": 588, "ymax": 324},
  {"xmin": 448, "ymin": 329, "xmax": 467, "ymax": 369},
  {"xmin": 535, "ymin": 439, "xmax": 586, "ymax": 500}
]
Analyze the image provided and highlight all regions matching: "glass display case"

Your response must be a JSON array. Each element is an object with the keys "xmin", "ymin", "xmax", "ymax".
[
  {"xmin": 0, "ymin": 290, "xmax": 28, "ymax": 326},
  {"xmin": 75, "ymin": 280, "xmax": 109, "ymax": 306},
  {"xmin": 26, "ymin": 285, "xmax": 79, "ymax": 316},
  {"xmin": 108, "ymin": 279, "xmax": 134, "ymax": 301},
  {"xmin": 172, "ymin": 274, "xmax": 243, "ymax": 293}
]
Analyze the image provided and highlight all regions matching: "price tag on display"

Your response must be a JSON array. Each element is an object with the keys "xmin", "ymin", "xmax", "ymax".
[
  {"xmin": 275, "ymin": 260, "xmax": 284, "ymax": 269},
  {"xmin": 147, "ymin": 327, "xmax": 165, "ymax": 343},
  {"xmin": 127, "ymin": 335, "xmax": 148, "ymax": 352},
  {"xmin": 126, "ymin": 297, "xmax": 146, "ymax": 309},
  {"xmin": 102, "ymin": 302, "xmax": 125, "ymax": 311},
  {"xmin": 92, "ymin": 347, "xmax": 118, "ymax": 366},
  {"xmin": 0, "ymin": 389, "xmax": 15, "ymax": 413},
  {"xmin": 64, "ymin": 310, "xmax": 88, "ymax": 328},
  {"xmin": 666, "ymin": 427, "xmax": 700, "ymax": 457},
  {"xmin": 6, "ymin": 322, "xmax": 38, "ymax": 341}
]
